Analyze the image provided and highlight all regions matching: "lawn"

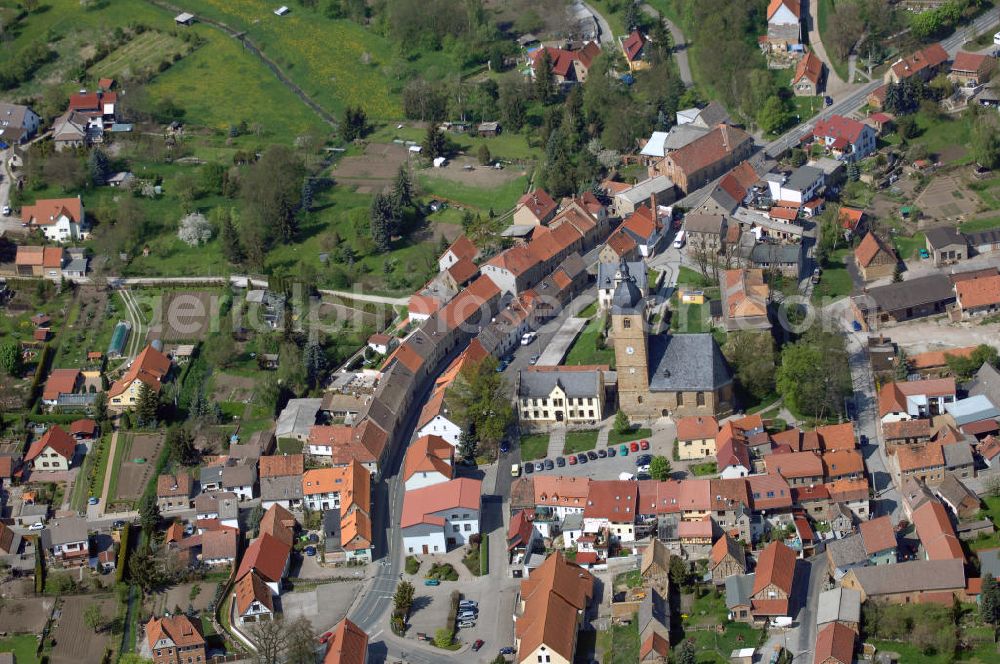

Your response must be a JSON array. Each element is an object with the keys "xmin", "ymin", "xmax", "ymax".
[
  {"xmin": 970, "ymin": 496, "xmax": 1000, "ymax": 551},
  {"xmin": 563, "ymin": 430, "xmax": 599, "ymax": 455},
  {"xmin": 520, "ymin": 433, "xmax": 550, "ymax": 461},
  {"xmin": 105, "ymin": 433, "xmax": 132, "ymax": 506},
  {"xmin": 0, "ymin": 635, "xmax": 39, "ymax": 664},
  {"xmin": 608, "ymin": 427, "xmax": 652, "ymax": 445},
  {"xmin": 147, "ymin": 30, "xmax": 330, "ymax": 142},
  {"xmin": 596, "ymin": 616, "xmax": 639, "ymax": 664},
  {"xmin": 416, "ymin": 173, "xmax": 530, "ymax": 214},
  {"xmin": 909, "ymin": 111, "xmax": 975, "ymax": 160},
  {"xmin": 179, "ymin": 0, "xmax": 401, "ymax": 119},
  {"xmin": 812, "ymin": 247, "xmax": 853, "ymax": 302},
  {"xmin": 893, "ymin": 232, "xmax": 927, "ymax": 261},
  {"xmin": 677, "ymin": 266, "xmax": 712, "ymax": 287},
  {"xmin": 671, "ymin": 297, "xmax": 708, "ymax": 333},
  {"xmin": 688, "ymin": 622, "xmax": 764, "ymax": 664},
  {"xmin": 563, "ymin": 316, "xmax": 616, "ymax": 368},
  {"xmin": 690, "ymin": 462, "xmax": 718, "ymax": 476},
  {"xmin": 960, "ymin": 217, "xmax": 1000, "ymax": 234}
]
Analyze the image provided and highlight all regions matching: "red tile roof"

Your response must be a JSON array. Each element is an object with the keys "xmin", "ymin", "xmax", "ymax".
[
  {"xmin": 235, "ymin": 571, "xmax": 273, "ymax": 616},
  {"xmin": 108, "ymin": 344, "xmax": 171, "ymax": 397},
  {"xmin": 814, "ymin": 115, "xmax": 869, "ymax": 145},
  {"xmin": 236, "ymin": 532, "xmax": 290, "ymax": 583},
  {"xmin": 447, "ymin": 257, "xmax": 478, "ymax": 285},
  {"xmin": 747, "ymin": 472, "xmax": 792, "ymax": 510},
  {"xmin": 676, "ymin": 416, "xmax": 719, "ymax": 441},
  {"xmin": 604, "ymin": 227, "xmax": 639, "ymax": 258},
  {"xmin": 854, "ymin": 232, "xmax": 896, "ymax": 268},
  {"xmin": 400, "ymin": 478, "xmax": 481, "ymax": 528},
  {"xmin": 622, "ymin": 31, "xmax": 645, "ymax": 61},
  {"xmin": 822, "ymin": 449, "xmax": 864, "ymax": 479},
  {"xmin": 883, "ymin": 418, "xmax": 932, "ymax": 441},
  {"xmin": 956, "ymin": 274, "xmax": 1000, "ymax": 310},
  {"xmin": 43, "ymin": 369, "xmax": 79, "ymax": 403},
  {"xmin": 70, "ymin": 419, "xmax": 97, "ymax": 436},
  {"xmin": 765, "ymin": 451, "xmax": 823, "ymax": 480},
  {"xmin": 517, "ymin": 189, "xmax": 557, "ymax": 221},
  {"xmin": 323, "ymin": 619, "xmax": 368, "ymax": 664},
  {"xmin": 896, "ymin": 441, "xmax": 944, "ymax": 472},
  {"xmin": 753, "ymin": 540, "xmax": 796, "ymax": 597},
  {"xmin": 622, "ymin": 205, "xmax": 661, "ymax": 241},
  {"xmin": 793, "ymin": 51, "xmax": 822, "ymax": 85},
  {"xmin": 815, "ymin": 423, "xmax": 856, "ymax": 451},
  {"xmin": 910, "ymin": 345, "xmax": 977, "ymax": 370},
  {"xmin": 913, "ymin": 499, "xmax": 964, "ymax": 561},
  {"xmin": 813, "ymin": 622, "xmax": 855, "ymax": 664},
  {"xmin": 583, "ymin": 480, "xmax": 639, "ymax": 520},
  {"xmin": 878, "ymin": 378, "xmax": 956, "ymax": 417},
  {"xmin": 259, "ymin": 454, "xmax": 304, "ymax": 478},
  {"xmin": 838, "ymin": 207, "xmax": 864, "ymax": 230},
  {"xmin": 767, "ymin": 0, "xmax": 800, "ymax": 19},
  {"xmin": 825, "ymin": 478, "xmax": 869, "ymax": 503},
  {"xmin": 146, "ymin": 615, "xmax": 204, "ymax": 651},
  {"xmin": 859, "ymin": 515, "xmax": 896, "ymax": 555},
  {"xmin": 442, "ymin": 235, "xmax": 478, "ymax": 263},
  {"xmin": 402, "ymin": 435, "xmax": 453, "ymax": 483},
  {"xmin": 21, "ymin": 197, "xmax": 83, "ymax": 226},
  {"xmin": 26, "ymin": 425, "xmax": 75, "ymax": 462},
  {"xmin": 890, "ymin": 44, "xmax": 949, "ymax": 81},
  {"xmin": 666, "ymin": 125, "xmax": 753, "ymax": 178},
  {"xmin": 952, "ymin": 51, "xmax": 991, "ymax": 74}
]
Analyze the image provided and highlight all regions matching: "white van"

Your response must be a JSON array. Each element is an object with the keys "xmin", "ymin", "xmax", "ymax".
[
  {"xmin": 511, "ymin": 463, "xmax": 521, "ymax": 477},
  {"xmin": 673, "ymin": 230, "xmax": 686, "ymax": 249},
  {"xmin": 994, "ymin": 31, "xmax": 1000, "ymax": 46},
  {"xmin": 520, "ymin": 331, "xmax": 537, "ymax": 345}
]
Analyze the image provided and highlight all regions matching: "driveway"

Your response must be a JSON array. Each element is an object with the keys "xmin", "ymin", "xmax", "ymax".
[
  {"xmin": 581, "ymin": 1, "xmax": 615, "ymax": 45},
  {"xmin": 804, "ymin": 0, "xmax": 848, "ymax": 91},
  {"xmin": 640, "ymin": 3, "xmax": 693, "ymax": 86}
]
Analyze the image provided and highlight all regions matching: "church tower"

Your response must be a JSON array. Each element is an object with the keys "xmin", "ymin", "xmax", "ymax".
[{"xmin": 610, "ymin": 260, "xmax": 649, "ymax": 414}]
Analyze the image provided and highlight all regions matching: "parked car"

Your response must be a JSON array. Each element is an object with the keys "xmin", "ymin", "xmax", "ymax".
[
  {"xmin": 500, "ymin": 442, "xmax": 510, "ymax": 454},
  {"xmin": 184, "ymin": 524, "xmax": 196, "ymax": 536},
  {"xmin": 556, "ymin": 456, "xmax": 566, "ymax": 467},
  {"xmin": 640, "ymin": 440, "xmax": 650, "ymax": 450},
  {"xmin": 852, "ymin": 320, "xmax": 863, "ymax": 332},
  {"xmin": 568, "ymin": 455, "xmax": 578, "ymax": 465},
  {"xmin": 636, "ymin": 454, "xmax": 652, "ymax": 466},
  {"xmin": 597, "ymin": 449, "xmax": 607, "ymax": 458},
  {"xmin": 577, "ymin": 453, "xmax": 588, "ymax": 464},
  {"xmin": 459, "ymin": 600, "xmax": 479, "ymax": 609},
  {"xmin": 586, "ymin": 451, "xmax": 598, "ymax": 461},
  {"xmin": 304, "ymin": 546, "xmax": 317, "ymax": 556},
  {"xmin": 457, "ymin": 621, "xmax": 476, "ymax": 629},
  {"xmin": 619, "ymin": 444, "xmax": 628, "ymax": 455},
  {"xmin": 637, "ymin": 464, "xmax": 650, "ymax": 473},
  {"xmin": 500, "ymin": 647, "xmax": 516, "ymax": 655},
  {"xmin": 425, "ymin": 578, "xmax": 441, "ymax": 586},
  {"xmin": 824, "ymin": 96, "xmax": 833, "ymax": 106},
  {"xmin": 472, "ymin": 640, "xmax": 485, "ymax": 652},
  {"xmin": 607, "ymin": 447, "xmax": 616, "ymax": 457},
  {"xmin": 529, "ymin": 355, "xmax": 539, "ymax": 365},
  {"xmin": 919, "ymin": 248, "xmax": 930, "ymax": 259},
  {"xmin": 1, "ymin": 205, "xmax": 10, "ymax": 216},
  {"xmin": 88, "ymin": 496, "xmax": 99, "ymax": 505},
  {"xmin": 524, "ymin": 462, "xmax": 534, "ymax": 474},
  {"xmin": 630, "ymin": 441, "xmax": 640, "ymax": 452},
  {"xmin": 544, "ymin": 459, "xmax": 554, "ymax": 470},
  {"xmin": 317, "ymin": 631, "xmax": 333, "ymax": 644},
  {"xmin": 112, "ymin": 520, "xmax": 126, "ymax": 530},
  {"xmin": 458, "ymin": 611, "xmax": 477, "ymax": 620},
  {"xmin": 28, "ymin": 522, "xmax": 44, "ymax": 531},
  {"xmin": 535, "ymin": 462, "xmax": 544, "ymax": 472},
  {"xmin": 859, "ymin": 434, "xmax": 869, "ymax": 445}
]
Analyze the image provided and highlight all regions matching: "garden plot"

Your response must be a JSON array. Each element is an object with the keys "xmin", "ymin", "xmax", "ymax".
[
  {"xmin": 0, "ymin": 597, "xmax": 54, "ymax": 633},
  {"xmin": 211, "ymin": 373, "xmax": 257, "ymax": 403},
  {"xmin": 48, "ymin": 596, "xmax": 117, "ymax": 664},
  {"xmin": 86, "ymin": 30, "xmax": 189, "ymax": 80},
  {"xmin": 113, "ymin": 433, "xmax": 165, "ymax": 503},
  {"xmin": 331, "ymin": 143, "xmax": 412, "ymax": 189},
  {"xmin": 146, "ymin": 291, "xmax": 224, "ymax": 342},
  {"xmin": 914, "ymin": 175, "xmax": 981, "ymax": 223}
]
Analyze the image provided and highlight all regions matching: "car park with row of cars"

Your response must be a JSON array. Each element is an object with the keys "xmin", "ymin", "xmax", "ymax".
[{"xmin": 517, "ymin": 439, "xmax": 650, "ymax": 475}]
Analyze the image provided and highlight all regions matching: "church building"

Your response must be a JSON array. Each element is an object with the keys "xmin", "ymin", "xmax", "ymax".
[{"xmin": 611, "ymin": 262, "xmax": 734, "ymax": 419}]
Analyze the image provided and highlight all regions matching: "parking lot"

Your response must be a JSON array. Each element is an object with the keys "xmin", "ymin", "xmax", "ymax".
[{"xmin": 403, "ymin": 578, "xmax": 516, "ymax": 659}]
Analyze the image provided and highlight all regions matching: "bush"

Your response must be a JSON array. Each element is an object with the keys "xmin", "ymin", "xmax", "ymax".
[
  {"xmin": 479, "ymin": 535, "xmax": 489, "ymax": 576},
  {"xmin": 428, "ymin": 562, "xmax": 459, "ymax": 581},
  {"xmin": 444, "ymin": 590, "xmax": 459, "ymax": 642},
  {"xmin": 405, "ymin": 556, "xmax": 420, "ymax": 575},
  {"xmin": 34, "ymin": 543, "xmax": 44, "ymax": 594}
]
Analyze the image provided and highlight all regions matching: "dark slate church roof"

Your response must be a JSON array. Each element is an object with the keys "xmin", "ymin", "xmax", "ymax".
[{"xmin": 648, "ymin": 333, "xmax": 733, "ymax": 392}]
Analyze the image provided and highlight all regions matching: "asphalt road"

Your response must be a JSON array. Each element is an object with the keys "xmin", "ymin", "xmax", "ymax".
[{"xmin": 762, "ymin": 6, "xmax": 1000, "ymax": 159}]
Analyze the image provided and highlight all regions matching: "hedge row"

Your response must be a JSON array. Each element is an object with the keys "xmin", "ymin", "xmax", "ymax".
[
  {"xmin": 27, "ymin": 344, "xmax": 53, "ymax": 410},
  {"xmin": 115, "ymin": 523, "xmax": 131, "ymax": 584},
  {"xmin": 444, "ymin": 590, "xmax": 459, "ymax": 641}
]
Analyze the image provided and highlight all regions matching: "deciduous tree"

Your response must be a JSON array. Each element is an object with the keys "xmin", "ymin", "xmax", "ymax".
[{"xmin": 649, "ymin": 456, "xmax": 671, "ymax": 481}]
